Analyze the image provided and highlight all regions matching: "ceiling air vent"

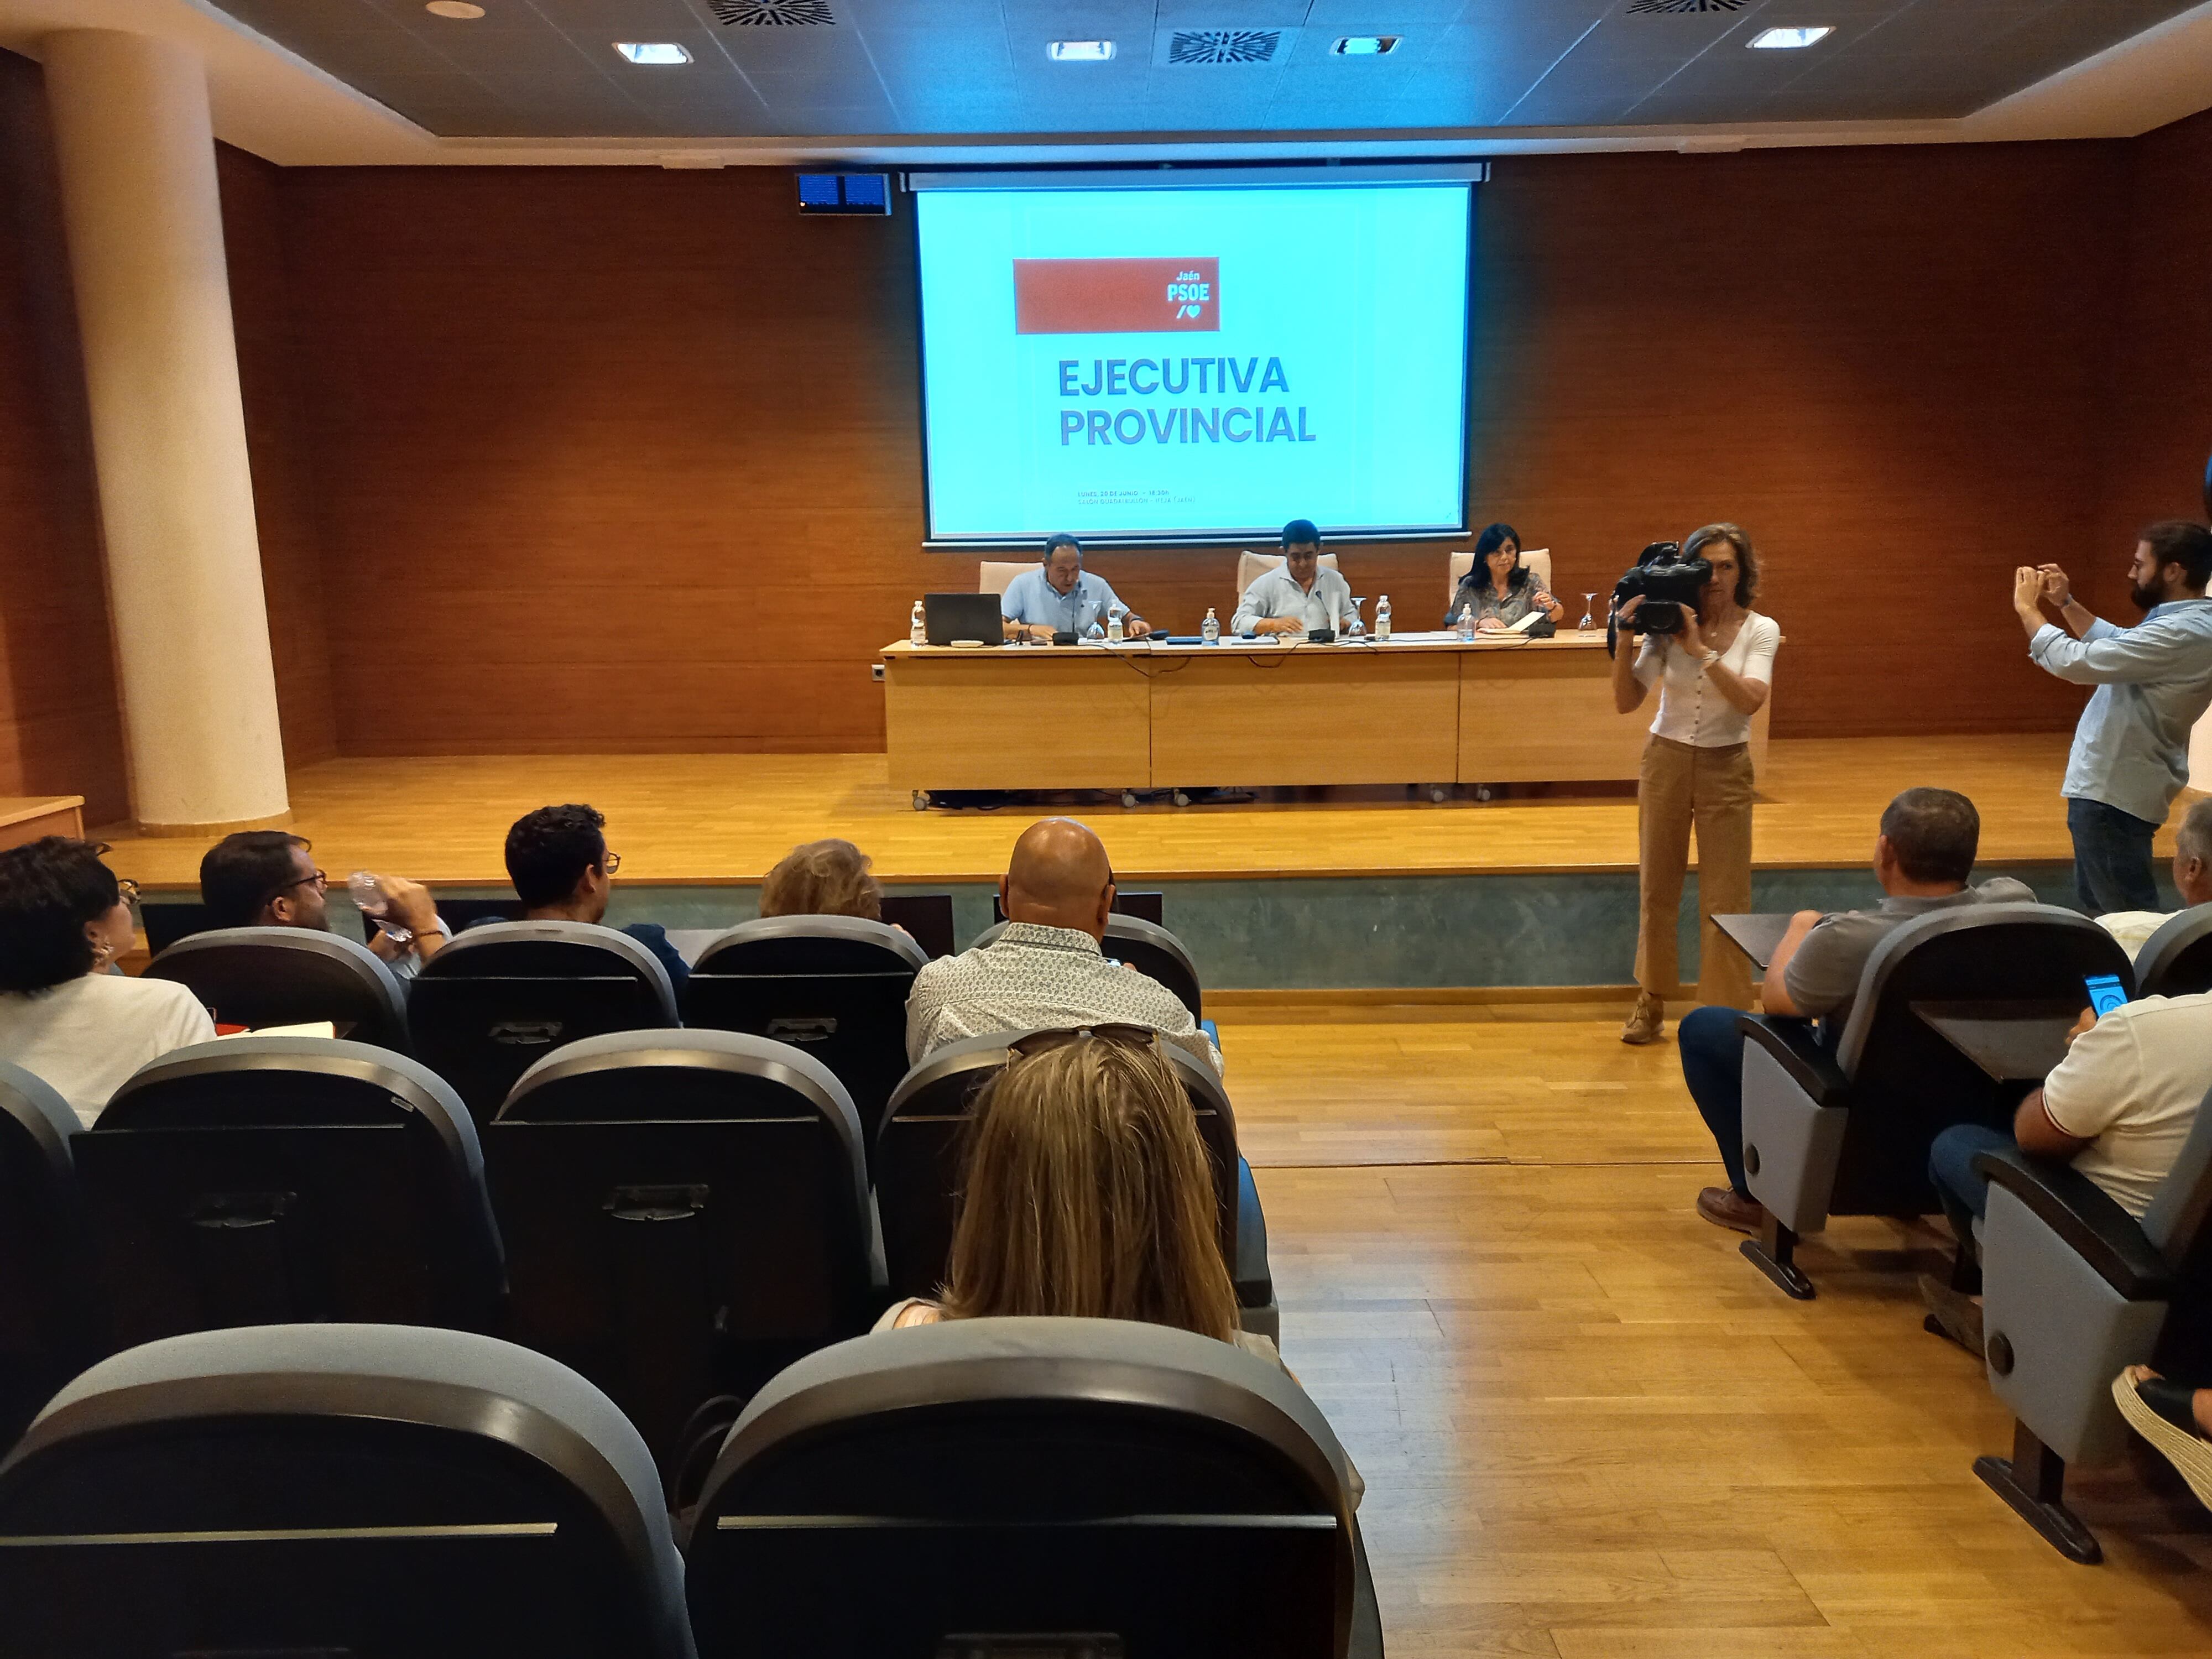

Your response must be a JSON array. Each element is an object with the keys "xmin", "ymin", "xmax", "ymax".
[
  {"xmin": 1625, "ymin": 0, "xmax": 1746, "ymax": 13},
  {"xmin": 1165, "ymin": 28, "xmax": 1284, "ymax": 65},
  {"xmin": 711, "ymin": 0, "xmax": 834, "ymax": 24}
]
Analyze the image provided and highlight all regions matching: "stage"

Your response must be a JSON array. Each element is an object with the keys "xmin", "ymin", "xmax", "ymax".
[{"xmin": 101, "ymin": 733, "xmax": 2189, "ymax": 994}]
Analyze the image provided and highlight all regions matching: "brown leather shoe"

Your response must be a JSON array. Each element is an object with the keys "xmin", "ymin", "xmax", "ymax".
[
  {"xmin": 1695, "ymin": 1187, "xmax": 1767, "ymax": 1235},
  {"xmin": 1620, "ymin": 989, "xmax": 1665, "ymax": 1045}
]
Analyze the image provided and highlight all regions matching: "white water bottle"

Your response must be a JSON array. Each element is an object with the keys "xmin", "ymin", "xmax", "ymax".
[
  {"xmin": 1455, "ymin": 604, "xmax": 1476, "ymax": 643},
  {"xmin": 1106, "ymin": 607, "xmax": 1124, "ymax": 643},
  {"xmin": 1375, "ymin": 596, "xmax": 1391, "ymax": 642},
  {"xmin": 348, "ymin": 871, "xmax": 413, "ymax": 946},
  {"xmin": 1201, "ymin": 608, "xmax": 1220, "ymax": 645},
  {"xmin": 909, "ymin": 600, "xmax": 927, "ymax": 645}
]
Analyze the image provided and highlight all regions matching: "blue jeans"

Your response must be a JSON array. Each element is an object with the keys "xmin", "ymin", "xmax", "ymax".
[
  {"xmin": 1679, "ymin": 1004, "xmax": 1752, "ymax": 1193},
  {"xmin": 2068, "ymin": 796, "xmax": 2161, "ymax": 914},
  {"xmin": 1928, "ymin": 1122, "xmax": 2016, "ymax": 1256}
]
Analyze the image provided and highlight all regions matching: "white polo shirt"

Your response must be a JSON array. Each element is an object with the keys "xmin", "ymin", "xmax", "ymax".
[{"xmin": 2041, "ymin": 989, "xmax": 2212, "ymax": 1218}]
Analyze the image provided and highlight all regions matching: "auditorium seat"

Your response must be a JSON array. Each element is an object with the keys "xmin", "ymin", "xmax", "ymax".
[
  {"xmin": 973, "ymin": 911, "xmax": 1203, "ymax": 1019},
  {"xmin": 74, "ymin": 1036, "xmax": 505, "ymax": 1348},
  {"xmin": 680, "ymin": 917, "xmax": 927, "ymax": 1152},
  {"xmin": 0, "ymin": 1323, "xmax": 694, "ymax": 1658},
  {"xmin": 2134, "ymin": 904, "xmax": 2212, "ymax": 998},
  {"xmin": 144, "ymin": 925, "xmax": 409, "ymax": 1046},
  {"xmin": 408, "ymin": 920, "xmax": 679, "ymax": 1125},
  {"xmin": 1235, "ymin": 548, "xmax": 1340, "ymax": 603},
  {"xmin": 137, "ymin": 898, "xmax": 214, "ymax": 953},
  {"xmin": 1735, "ymin": 904, "xmax": 2132, "ymax": 1299},
  {"xmin": 0, "ymin": 1062, "xmax": 101, "ymax": 1448},
  {"xmin": 1966, "ymin": 1086, "xmax": 2212, "ymax": 1562},
  {"xmin": 684, "ymin": 1317, "xmax": 1375, "ymax": 1659},
  {"xmin": 1444, "ymin": 546, "xmax": 1552, "ymax": 603},
  {"xmin": 876, "ymin": 1031, "xmax": 1275, "ymax": 1337},
  {"xmin": 485, "ymin": 1029, "xmax": 884, "ymax": 1462},
  {"xmin": 875, "ymin": 891, "xmax": 956, "ymax": 958}
]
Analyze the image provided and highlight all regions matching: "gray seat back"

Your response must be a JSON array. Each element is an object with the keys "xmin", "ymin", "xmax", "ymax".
[
  {"xmin": 2136, "ymin": 905, "xmax": 2212, "ymax": 999},
  {"xmin": 0, "ymin": 1323, "xmax": 692, "ymax": 1657},
  {"xmin": 145, "ymin": 926, "xmax": 408, "ymax": 1047},
  {"xmin": 0, "ymin": 1061, "xmax": 101, "ymax": 1444},
  {"xmin": 686, "ymin": 1317, "xmax": 1354, "ymax": 1659}
]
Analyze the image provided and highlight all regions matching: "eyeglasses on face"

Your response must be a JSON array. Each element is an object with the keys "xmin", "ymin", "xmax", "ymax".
[
  {"xmin": 114, "ymin": 878, "xmax": 140, "ymax": 906},
  {"xmin": 255, "ymin": 868, "xmax": 327, "ymax": 910},
  {"xmin": 603, "ymin": 851, "xmax": 623, "ymax": 875}
]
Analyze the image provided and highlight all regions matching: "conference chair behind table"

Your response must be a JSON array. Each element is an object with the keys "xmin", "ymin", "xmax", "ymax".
[
  {"xmin": 0, "ymin": 1062, "xmax": 103, "ymax": 1448},
  {"xmin": 685, "ymin": 1317, "xmax": 1377, "ymax": 1659},
  {"xmin": 483, "ymin": 1030, "xmax": 885, "ymax": 1467},
  {"xmin": 1966, "ymin": 1082, "xmax": 2212, "ymax": 1563},
  {"xmin": 875, "ymin": 1031, "xmax": 1276, "ymax": 1339},
  {"xmin": 2136, "ymin": 904, "xmax": 2212, "ymax": 998},
  {"xmin": 974, "ymin": 910, "xmax": 1203, "ymax": 1021},
  {"xmin": 407, "ymin": 920, "xmax": 679, "ymax": 1127},
  {"xmin": 71, "ymin": 1037, "xmax": 506, "ymax": 1352},
  {"xmin": 680, "ymin": 917, "xmax": 928, "ymax": 1159},
  {"xmin": 1735, "ymin": 904, "xmax": 2134, "ymax": 1300},
  {"xmin": 0, "ymin": 1324, "xmax": 695, "ymax": 1659},
  {"xmin": 144, "ymin": 926, "xmax": 409, "ymax": 1048}
]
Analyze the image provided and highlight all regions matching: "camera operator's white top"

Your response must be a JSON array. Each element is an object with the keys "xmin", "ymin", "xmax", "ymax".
[{"xmin": 1633, "ymin": 611, "xmax": 1780, "ymax": 748}]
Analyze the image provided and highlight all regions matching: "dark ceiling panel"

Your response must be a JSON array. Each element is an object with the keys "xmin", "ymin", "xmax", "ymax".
[{"xmin": 205, "ymin": 0, "xmax": 2209, "ymax": 140}]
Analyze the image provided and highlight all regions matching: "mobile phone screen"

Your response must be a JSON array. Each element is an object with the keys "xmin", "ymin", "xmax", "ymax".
[{"xmin": 2084, "ymin": 973, "xmax": 2128, "ymax": 1018}]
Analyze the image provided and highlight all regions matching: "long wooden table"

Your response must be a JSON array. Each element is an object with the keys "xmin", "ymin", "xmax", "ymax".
[{"xmin": 881, "ymin": 631, "xmax": 1770, "ymax": 795}]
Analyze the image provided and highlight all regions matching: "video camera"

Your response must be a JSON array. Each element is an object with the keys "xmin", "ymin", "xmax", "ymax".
[{"xmin": 1607, "ymin": 541, "xmax": 1711, "ymax": 653}]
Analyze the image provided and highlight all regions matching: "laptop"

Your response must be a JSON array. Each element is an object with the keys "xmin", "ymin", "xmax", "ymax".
[{"xmin": 922, "ymin": 592, "xmax": 1005, "ymax": 646}]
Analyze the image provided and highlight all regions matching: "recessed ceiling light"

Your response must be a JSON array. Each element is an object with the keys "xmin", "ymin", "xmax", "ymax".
[
  {"xmin": 1047, "ymin": 40, "xmax": 1115, "ymax": 62},
  {"xmin": 614, "ymin": 42, "xmax": 692, "ymax": 65},
  {"xmin": 424, "ymin": 1, "xmax": 485, "ymax": 17},
  {"xmin": 1748, "ymin": 26, "xmax": 1832, "ymax": 49},
  {"xmin": 1331, "ymin": 36, "xmax": 1400, "ymax": 56}
]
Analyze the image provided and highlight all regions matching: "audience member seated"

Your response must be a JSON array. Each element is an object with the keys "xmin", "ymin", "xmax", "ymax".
[
  {"xmin": 0, "ymin": 837, "xmax": 213, "ymax": 1127},
  {"xmin": 1446, "ymin": 521, "xmax": 1564, "ymax": 632},
  {"xmin": 2096, "ymin": 795, "xmax": 2212, "ymax": 960},
  {"xmin": 199, "ymin": 830, "xmax": 448, "ymax": 979},
  {"xmin": 875, "ymin": 1029, "xmax": 1352, "ymax": 1498},
  {"xmin": 759, "ymin": 838, "xmax": 884, "ymax": 921},
  {"xmin": 904, "ymin": 817, "xmax": 1219, "ymax": 1074},
  {"xmin": 495, "ymin": 804, "xmax": 690, "ymax": 987},
  {"xmin": 2114, "ymin": 1365, "xmax": 2212, "ymax": 1511},
  {"xmin": 1921, "ymin": 985, "xmax": 2212, "ymax": 1348},
  {"xmin": 1679, "ymin": 787, "xmax": 2035, "ymax": 1235}
]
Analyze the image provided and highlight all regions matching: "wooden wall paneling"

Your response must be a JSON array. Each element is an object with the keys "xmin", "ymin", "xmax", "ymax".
[
  {"xmin": 218, "ymin": 143, "xmax": 337, "ymax": 765},
  {"xmin": 0, "ymin": 50, "xmax": 128, "ymax": 826}
]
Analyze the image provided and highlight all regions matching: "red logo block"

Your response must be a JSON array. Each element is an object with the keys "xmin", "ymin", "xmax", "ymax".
[{"xmin": 1013, "ymin": 258, "xmax": 1220, "ymax": 335}]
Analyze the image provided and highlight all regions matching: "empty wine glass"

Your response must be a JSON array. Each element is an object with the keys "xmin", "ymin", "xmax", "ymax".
[
  {"xmin": 1579, "ymin": 592, "xmax": 1599, "ymax": 630},
  {"xmin": 1346, "ymin": 597, "xmax": 1366, "ymax": 638}
]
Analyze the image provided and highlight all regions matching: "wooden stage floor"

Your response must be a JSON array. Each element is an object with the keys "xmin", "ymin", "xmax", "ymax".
[{"xmin": 101, "ymin": 733, "xmax": 2187, "ymax": 889}]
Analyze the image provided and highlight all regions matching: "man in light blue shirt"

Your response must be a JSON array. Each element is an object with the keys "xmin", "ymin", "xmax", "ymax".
[
  {"xmin": 1231, "ymin": 519, "xmax": 1357, "ymax": 636},
  {"xmin": 2015, "ymin": 520, "xmax": 2212, "ymax": 911},
  {"xmin": 1000, "ymin": 534, "xmax": 1150, "ymax": 643}
]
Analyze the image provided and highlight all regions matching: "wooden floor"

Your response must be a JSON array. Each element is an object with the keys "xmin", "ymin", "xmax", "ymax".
[
  {"xmin": 1224, "ymin": 1005, "xmax": 2212, "ymax": 1657},
  {"xmin": 95, "ymin": 733, "xmax": 2193, "ymax": 889}
]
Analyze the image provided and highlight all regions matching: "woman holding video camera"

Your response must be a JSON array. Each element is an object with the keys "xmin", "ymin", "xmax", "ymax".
[{"xmin": 1610, "ymin": 524, "xmax": 1780, "ymax": 1044}]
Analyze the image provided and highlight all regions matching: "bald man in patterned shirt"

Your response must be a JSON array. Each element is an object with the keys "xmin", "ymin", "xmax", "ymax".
[{"xmin": 904, "ymin": 817, "xmax": 1220, "ymax": 1076}]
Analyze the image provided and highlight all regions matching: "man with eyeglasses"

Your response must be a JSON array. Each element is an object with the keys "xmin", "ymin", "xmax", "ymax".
[
  {"xmin": 904, "ymin": 816, "xmax": 1218, "ymax": 1075},
  {"xmin": 492, "ymin": 803, "xmax": 689, "ymax": 987},
  {"xmin": 199, "ymin": 831, "xmax": 449, "ymax": 979}
]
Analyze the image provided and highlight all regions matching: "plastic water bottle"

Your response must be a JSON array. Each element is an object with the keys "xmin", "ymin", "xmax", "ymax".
[
  {"xmin": 1375, "ymin": 596, "xmax": 1392, "ymax": 642},
  {"xmin": 1455, "ymin": 604, "xmax": 1476, "ymax": 643},
  {"xmin": 1106, "ymin": 607, "xmax": 1124, "ymax": 644},
  {"xmin": 1201, "ymin": 607, "xmax": 1220, "ymax": 645},
  {"xmin": 348, "ymin": 871, "xmax": 413, "ymax": 946},
  {"xmin": 909, "ymin": 601, "xmax": 926, "ymax": 646}
]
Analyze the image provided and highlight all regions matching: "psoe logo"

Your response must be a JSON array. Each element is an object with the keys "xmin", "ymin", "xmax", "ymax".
[{"xmin": 1014, "ymin": 257, "xmax": 1221, "ymax": 335}]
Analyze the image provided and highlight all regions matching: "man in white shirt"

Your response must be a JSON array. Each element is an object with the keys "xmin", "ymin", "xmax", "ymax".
[
  {"xmin": 1231, "ymin": 520, "xmax": 1356, "ymax": 637},
  {"xmin": 905, "ymin": 817, "xmax": 1220, "ymax": 1076},
  {"xmin": 2096, "ymin": 795, "xmax": 2212, "ymax": 961},
  {"xmin": 200, "ymin": 831, "xmax": 448, "ymax": 981},
  {"xmin": 1922, "ymin": 989, "xmax": 2212, "ymax": 1347}
]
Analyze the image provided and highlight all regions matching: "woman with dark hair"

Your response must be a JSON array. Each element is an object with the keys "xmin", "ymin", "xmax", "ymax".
[
  {"xmin": 1446, "ymin": 523, "xmax": 1564, "ymax": 631},
  {"xmin": 1610, "ymin": 523, "xmax": 1781, "ymax": 1044},
  {"xmin": 0, "ymin": 836, "xmax": 214, "ymax": 1125}
]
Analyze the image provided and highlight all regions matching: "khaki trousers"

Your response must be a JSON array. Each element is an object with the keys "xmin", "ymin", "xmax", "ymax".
[{"xmin": 1635, "ymin": 735, "xmax": 1755, "ymax": 1008}]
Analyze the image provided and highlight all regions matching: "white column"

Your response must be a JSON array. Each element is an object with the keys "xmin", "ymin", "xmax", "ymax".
[{"xmin": 41, "ymin": 29, "xmax": 289, "ymax": 832}]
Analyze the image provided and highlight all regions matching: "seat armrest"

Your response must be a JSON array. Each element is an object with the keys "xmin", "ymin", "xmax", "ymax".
[
  {"xmin": 1233, "ymin": 1154, "xmax": 1272, "ymax": 1307},
  {"xmin": 1975, "ymin": 1148, "xmax": 2172, "ymax": 1300},
  {"xmin": 1735, "ymin": 1014, "xmax": 1845, "ymax": 1107}
]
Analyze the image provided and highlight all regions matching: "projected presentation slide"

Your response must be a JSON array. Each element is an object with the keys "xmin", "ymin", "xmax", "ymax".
[{"xmin": 915, "ymin": 181, "xmax": 1472, "ymax": 545}]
